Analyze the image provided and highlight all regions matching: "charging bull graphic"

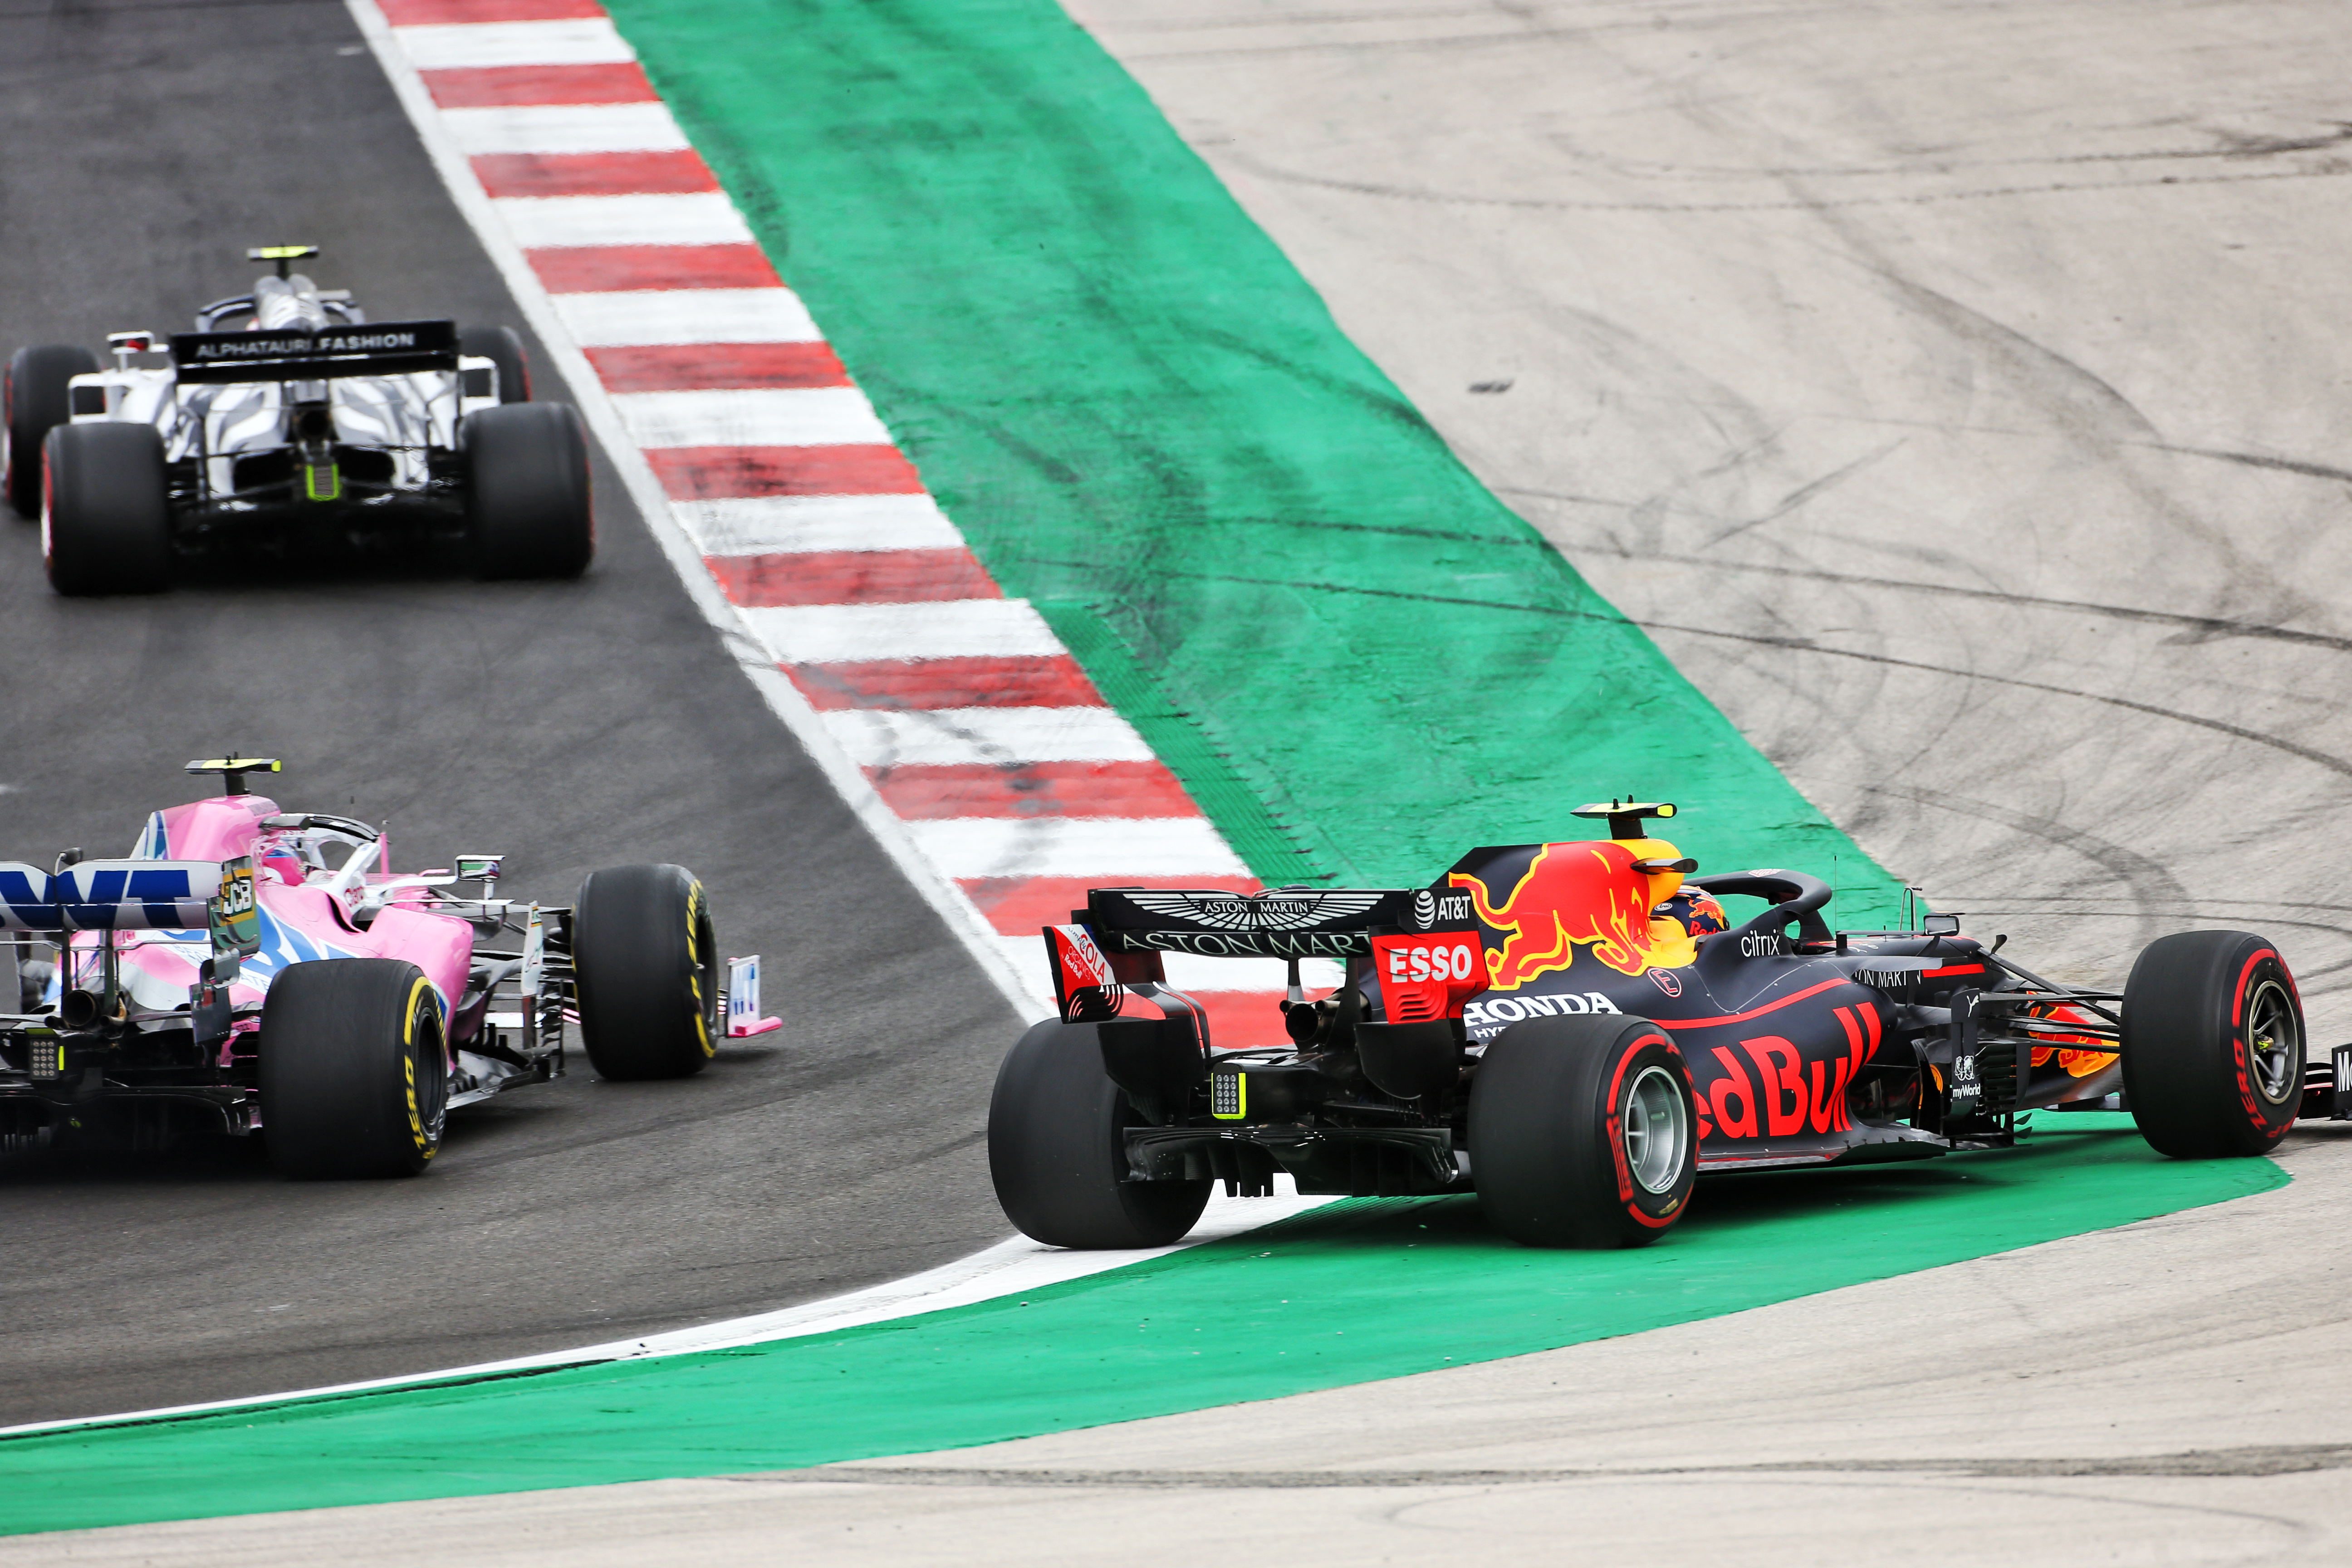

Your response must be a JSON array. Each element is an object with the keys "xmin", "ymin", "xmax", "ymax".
[{"xmin": 1447, "ymin": 839, "xmax": 1697, "ymax": 989}]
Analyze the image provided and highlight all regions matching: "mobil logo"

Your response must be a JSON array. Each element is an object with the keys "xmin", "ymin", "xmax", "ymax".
[{"xmin": 1690, "ymin": 1003, "xmax": 1883, "ymax": 1141}]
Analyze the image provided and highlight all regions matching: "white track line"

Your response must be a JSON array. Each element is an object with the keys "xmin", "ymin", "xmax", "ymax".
[
  {"xmin": 440, "ymin": 103, "xmax": 691, "ymax": 155},
  {"xmin": 610, "ymin": 386, "xmax": 892, "ymax": 448},
  {"xmin": 821, "ymin": 706, "xmax": 1158, "ymax": 767},
  {"xmin": 394, "ymin": 18, "xmax": 635, "ymax": 68},
  {"xmin": 494, "ymin": 192, "xmax": 755, "ymax": 249},
  {"xmin": 0, "ymin": 1184, "xmax": 1330, "ymax": 1439},
  {"xmin": 740, "ymin": 600, "xmax": 1067, "ymax": 664},
  {"xmin": 904, "ymin": 817, "xmax": 1253, "ymax": 878},
  {"xmin": 676, "ymin": 495, "xmax": 963, "ymax": 555},
  {"xmin": 556, "ymin": 289, "xmax": 823, "ymax": 344}
]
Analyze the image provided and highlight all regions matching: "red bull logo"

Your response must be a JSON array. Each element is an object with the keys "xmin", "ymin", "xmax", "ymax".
[{"xmin": 1448, "ymin": 840, "xmax": 1687, "ymax": 990}]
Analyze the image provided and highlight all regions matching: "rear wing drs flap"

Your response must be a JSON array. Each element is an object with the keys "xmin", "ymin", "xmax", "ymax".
[{"xmin": 168, "ymin": 320, "xmax": 459, "ymax": 384}]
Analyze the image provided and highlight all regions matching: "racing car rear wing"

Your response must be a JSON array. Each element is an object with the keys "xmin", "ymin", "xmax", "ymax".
[
  {"xmin": 1083, "ymin": 886, "xmax": 1419, "ymax": 958},
  {"xmin": 0, "ymin": 860, "xmax": 240, "ymax": 932},
  {"xmin": 168, "ymin": 320, "xmax": 460, "ymax": 384}
]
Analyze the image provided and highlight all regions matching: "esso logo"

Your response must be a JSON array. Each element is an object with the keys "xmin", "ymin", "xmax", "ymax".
[{"xmin": 1386, "ymin": 942, "xmax": 1478, "ymax": 985}]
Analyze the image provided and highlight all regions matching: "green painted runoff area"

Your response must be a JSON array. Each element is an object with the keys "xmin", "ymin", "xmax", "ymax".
[
  {"xmin": 603, "ymin": 0, "xmax": 1906, "ymax": 920},
  {"xmin": 0, "ymin": 1122, "xmax": 2281, "ymax": 1535}
]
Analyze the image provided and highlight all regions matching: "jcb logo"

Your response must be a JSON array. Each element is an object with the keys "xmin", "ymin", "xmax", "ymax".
[{"xmin": 219, "ymin": 866, "xmax": 255, "ymax": 916}]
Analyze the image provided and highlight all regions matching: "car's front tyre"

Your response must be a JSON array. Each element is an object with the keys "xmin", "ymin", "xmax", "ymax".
[
  {"xmin": 44, "ymin": 421, "xmax": 170, "ymax": 596},
  {"xmin": 260, "ymin": 959, "xmax": 448, "ymax": 1179},
  {"xmin": 572, "ymin": 863, "xmax": 719, "ymax": 1081},
  {"xmin": 988, "ymin": 1019, "xmax": 1212, "ymax": 1249},
  {"xmin": 1469, "ymin": 1014, "xmax": 1696, "ymax": 1248},
  {"xmin": 2123, "ymin": 930, "xmax": 2303, "ymax": 1157}
]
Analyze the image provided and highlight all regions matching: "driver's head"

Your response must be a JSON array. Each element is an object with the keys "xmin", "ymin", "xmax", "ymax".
[
  {"xmin": 1653, "ymin": 887, "xmax": 1730, "ymax": 938},
  {"xmin": 1621, "ymin": 837, "xmax": 1690, "ymax": 905}
]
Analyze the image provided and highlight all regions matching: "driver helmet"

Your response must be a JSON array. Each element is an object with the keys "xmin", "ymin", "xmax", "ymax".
[{"xmin": 1652, "ymin": 887, "xmax": 1730, "ymax": 938}]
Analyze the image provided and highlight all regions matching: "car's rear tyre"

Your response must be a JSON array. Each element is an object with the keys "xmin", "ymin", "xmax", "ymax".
[
  {"xmin": 573, "ymin": 863, "xmax": 719, "ymax": 1081},
  {"xmin": 988, "ymin": 1019, "xmax": 1212, "ymax": 1249},
  {"xmin": 462, "ymin": 401, "xmax": 591, "ymax": 579},
  {"xmin": 460, "ymin": 324, "xmax": 532, "ymax": 404},
  {"xmin": 1469, "ymin": 1014, "xmax": 1696, "ymax": 1248},
  {"xmin": 2123, "ymin": 930, "xmax": 2303, "ymax": 1157},
  {"xmin": 44, "ymin": 421, "xmax": 170, "ymax": 596},
  {"xmin": 5, "ymin": 343, "xmax": 100, "ymax": 519},
  {"xmin": 260, "ymin": 959, "xmax": 447, "ymax": 1179}
]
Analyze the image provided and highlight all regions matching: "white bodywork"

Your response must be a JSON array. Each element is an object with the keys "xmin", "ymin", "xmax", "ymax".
[{"xmin": 63, "ymin": 273, "xmax": 501, "ymax": 511}]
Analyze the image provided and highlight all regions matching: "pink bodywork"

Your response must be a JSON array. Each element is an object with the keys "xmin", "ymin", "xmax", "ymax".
[{"xmin": 88, "ymin": 794, "xmax": 474, "ymax": 1037}]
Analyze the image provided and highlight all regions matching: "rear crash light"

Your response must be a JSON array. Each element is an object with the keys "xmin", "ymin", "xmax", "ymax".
[{"xmin": 1211, "ymin": 1072, "xmax": 1245, "ymax": 1119}]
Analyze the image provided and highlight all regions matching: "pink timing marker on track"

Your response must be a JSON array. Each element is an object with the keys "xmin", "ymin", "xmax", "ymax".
[
  {"xmin": 420, "ymin": 64, "xmax": 658, "ymax": 108},
  {"xmin": 645, "ymin": 446, "xmax": 925, "ymax": 500},
  {"xmin": 526, "ymin": 243, "xmax": 780, "ymax": 294},
  {"xmin": 877, "ymin": 761, "xmax": 1208, "ymax": 821},
  {"xmin": 786, "ymin": 655, "xmax": 1107, "ymax": 712},
  {"xmin": 472, "ymin": 150, "xmax": 720, "ymax": 199},
  {"xmin": 708, "ymin": 549, "xmax": 1000, "ymax": 608},
  {"xmin": 586, "ymin": 343, "xmax": 851, "ymax": 392}
]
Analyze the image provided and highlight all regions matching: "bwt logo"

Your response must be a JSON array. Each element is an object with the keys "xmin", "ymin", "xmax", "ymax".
[{"xmin": 1740, "ymin": 931, "xmax": 1784, "ymax": 958}]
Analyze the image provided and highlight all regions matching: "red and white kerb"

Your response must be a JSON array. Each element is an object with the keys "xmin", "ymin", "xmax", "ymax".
[{"xmin": 360, "ymin": 0, "xmax": 1297, "ymax": 1041}]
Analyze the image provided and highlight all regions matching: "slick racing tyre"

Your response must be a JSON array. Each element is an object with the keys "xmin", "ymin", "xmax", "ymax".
[
  {"xmin": 988, "ymin": 1019, "xmax": 1211, "ymax": 1249},
  {"xmin": 573, "ymin": 863, "xmax": 720, "ymax": 1080},
  {"xmin": 5, "ymin": 343, "xmax": 99, "ymax": 518},
  {"xmin": 459, "ymin": 324, "xmax": 532, "ymax": 404},
  {"xmin": 2123, "ymin": 930, "xmax": 2303, "ymax": 1157},
  {"xmin": 44, "ymin": 421, "xmax": 170, "ymax": 596},
  {"xmin": 260, "ymin": 959, "xmax": 448, "ymax": 1179},
  {"xmin": 1469, "ymin": 1014, "xmax": 1696, "ymax": 1248},
  {"xmin": 462, "ymin": 402, "xmax": 592, "ymax": 579}
]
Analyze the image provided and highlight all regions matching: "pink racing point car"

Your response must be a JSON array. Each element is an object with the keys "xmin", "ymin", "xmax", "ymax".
[{"xmin": 0, "ymin": 759, "xmax": 768, "ymax": 1178}]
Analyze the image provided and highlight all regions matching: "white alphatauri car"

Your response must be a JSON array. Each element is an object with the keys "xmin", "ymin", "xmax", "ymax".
[{"xmin": 3, "ymin": 246, "xmax": 592, "ymax": 595}]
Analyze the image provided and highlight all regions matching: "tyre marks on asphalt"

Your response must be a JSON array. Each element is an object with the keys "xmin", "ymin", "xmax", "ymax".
[{"xmin": 364, "ymin": 0, "xmax": 1301, "ymax": 1041}]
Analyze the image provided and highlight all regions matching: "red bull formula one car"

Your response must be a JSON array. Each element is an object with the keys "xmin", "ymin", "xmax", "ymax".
[{"xmin": 988, "ymin": 801, "xmax": 2341, "ymax": 1249}]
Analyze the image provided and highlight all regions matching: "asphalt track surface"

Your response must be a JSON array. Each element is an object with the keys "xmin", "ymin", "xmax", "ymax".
[
  {"xmin": 0, "ymin": 0, "xmax": 1020, "ymax": 1427},
  {"xmin": 51, "ymin": 0, "xmax": 2334, "ymax": 1557},
  {"xmin": 7, "ymin": 0, "xmax": 2351, "ymax": 1555}
]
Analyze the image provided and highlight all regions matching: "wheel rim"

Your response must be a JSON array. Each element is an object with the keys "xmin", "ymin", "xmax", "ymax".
[
  {"xmin": 2245, "ymin": 976, "xmax": 2301, "ymax": 1106},
  {"xmin": 410, "ymin": 991, "xmax": 449, "ymax": 1147},
  {"xmin": 1622, "ymin": 1063, "xmax": 1690, "ymax": 1194}
]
